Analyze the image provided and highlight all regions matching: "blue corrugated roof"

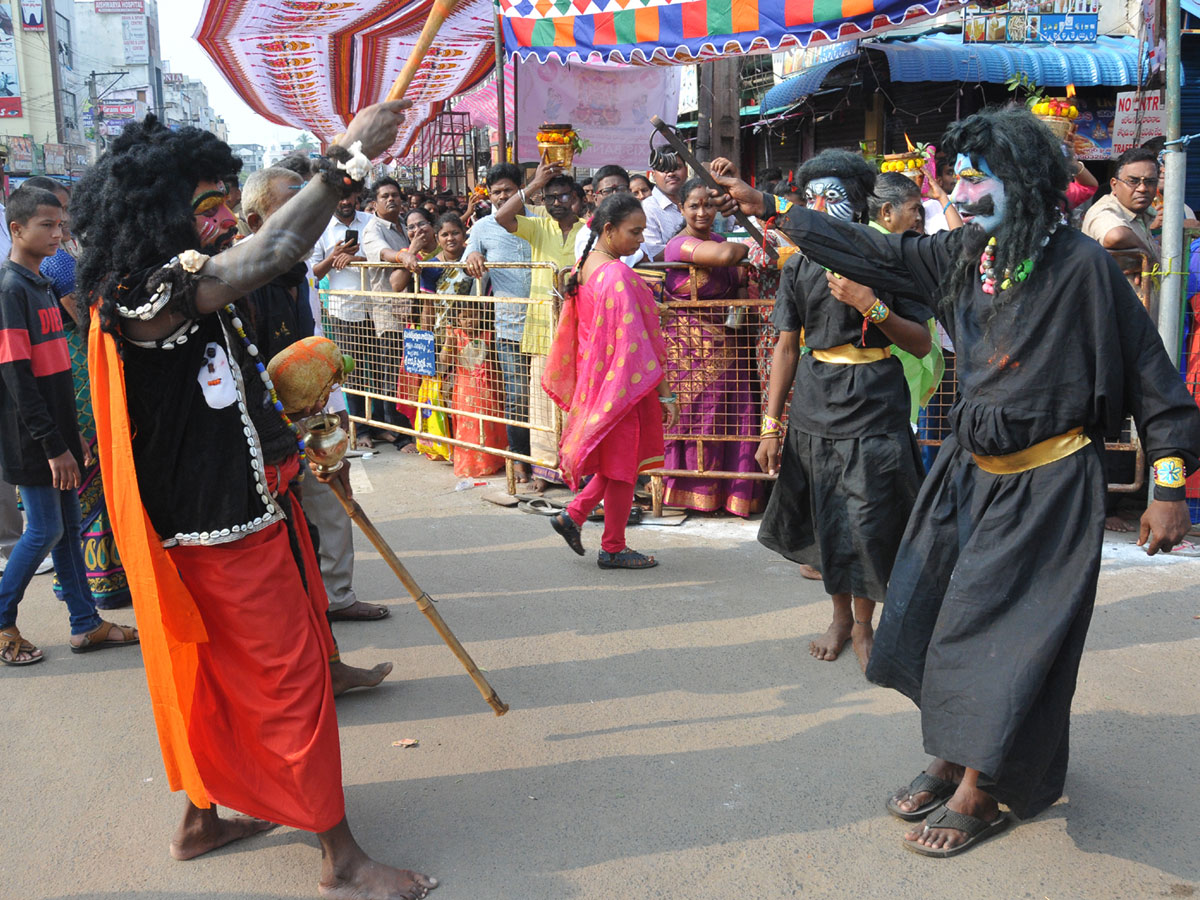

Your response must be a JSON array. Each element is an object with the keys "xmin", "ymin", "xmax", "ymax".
[
  {"xmin": 759, "ymin": 33, "xmax": 1148, "ymax": 116},
  {"xmin": 1183, "ymin": 0, "xmax": 1200, "ymax": 18},
  {"xmin": 872, "ymin": 32, "xmax": 1146, "ymax": 87},
  {"xmin": 759, "ymin": 56, "xmax": 858, "ymax": 116}
]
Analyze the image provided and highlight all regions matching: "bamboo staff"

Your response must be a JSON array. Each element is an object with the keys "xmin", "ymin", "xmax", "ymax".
[
  {"xmin": 327, "ymin": 477, "xmax": 509, "ymax": 716},
  {"xmin": 649, "ymin": 115, "xmax": 777, "ymax": 263}
]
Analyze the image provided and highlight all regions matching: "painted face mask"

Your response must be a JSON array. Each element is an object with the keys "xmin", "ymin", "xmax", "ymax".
[
  {"xmin": 805, "ymin": 176, "xmax": 853, "ymax": 220},
  {"xmin": 192, "ymin": 184, "xmax": 238, "ymax": 252},
  {"xmin": 950, "ymin": 154, "xmax": 1007, "ymax": 234}
]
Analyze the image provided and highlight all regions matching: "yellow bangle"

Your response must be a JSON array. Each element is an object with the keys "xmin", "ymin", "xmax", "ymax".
[
  {"xmin": 1153, "ymin": 456, "xmax": 1185, "ymax": 489},
  {"xmin": 865, "ymin": 299, "xmax": 890, "ymax": 323}
]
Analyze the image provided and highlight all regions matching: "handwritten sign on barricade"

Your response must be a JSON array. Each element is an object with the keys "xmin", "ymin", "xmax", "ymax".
[{"xmin": 403, "ymin": 330, "xmax": 436, "ymax": 377}]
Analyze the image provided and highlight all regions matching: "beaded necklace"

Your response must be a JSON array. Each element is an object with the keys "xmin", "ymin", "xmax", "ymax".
[
  {"xmin": 979, "ymin": 226, "xmax": 1055, "ymax": 295},
  {"xmin": 224, "ymin": 304, "xmax": 307, "ymax": 455}
]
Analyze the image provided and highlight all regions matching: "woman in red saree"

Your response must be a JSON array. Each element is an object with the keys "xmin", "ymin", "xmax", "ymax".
[{"xmin": 542, "ymin": 194, "xmax": 679, "ymax": 569}]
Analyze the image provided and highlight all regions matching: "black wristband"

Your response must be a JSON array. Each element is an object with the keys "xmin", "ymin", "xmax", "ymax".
[
  {"xmin": 314, "ymin": 147, "xmax": 363, "ymax": 196},
  {"xmin": 1153, "ymin": 484, "xmax": 1186, "ymax": 502}
]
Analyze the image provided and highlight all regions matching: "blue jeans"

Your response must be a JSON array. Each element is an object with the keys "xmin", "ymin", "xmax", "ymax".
[
  {"xmin": 496, "ymin": 339, "xmax": 531, "ymax": 457},
  {"xmin": 0, "ymin": 484, "xmax": 101, "ymax": 636}
]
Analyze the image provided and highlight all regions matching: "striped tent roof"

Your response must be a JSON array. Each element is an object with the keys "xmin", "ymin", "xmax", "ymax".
[
  {"xmin": 196, "ymin": 0, "xmax": 497, "ymax": 159},
  {"xmin": 500, "ymin": 0, "xmax": 965, "ymax": 65}
]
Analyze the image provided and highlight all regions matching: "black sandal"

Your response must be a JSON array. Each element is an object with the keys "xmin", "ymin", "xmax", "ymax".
[
  {"xmin": 551, "ymin": 512, "xmax": 585, "ymax": 556},
  {"xmin": 597, "ymin": 548, "xmax": 657, "ymax": 569},
  {"xmin": 902, "ymin": 804, "xmax": 1010, "ymax": 858},
  {"xmin": 886, "ymin": 771, "xmax": 958, "ymax": 821}
]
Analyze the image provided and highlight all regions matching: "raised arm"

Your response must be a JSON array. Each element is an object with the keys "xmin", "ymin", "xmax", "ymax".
[{"xmin": 494, "ymin": 161, "xmax": 562, "ymax": 234}]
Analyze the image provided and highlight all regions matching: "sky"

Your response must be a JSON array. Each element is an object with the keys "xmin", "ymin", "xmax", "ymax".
[{"xmin": 158, "ymin": 0, "xmax": 308, "ymax": 149}]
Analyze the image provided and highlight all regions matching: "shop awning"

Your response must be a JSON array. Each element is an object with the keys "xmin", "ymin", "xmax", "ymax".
[
  {"xmin": 1183, "ymin": 0, "xmax": 1200, "ymax": 18},
  {"xmin": 871, "ymin": 32, "xmax": 1147, "ymax": 87},
  {"xmin": 759, "ymin": 55, "xmax": 860, "ymax": 114}
]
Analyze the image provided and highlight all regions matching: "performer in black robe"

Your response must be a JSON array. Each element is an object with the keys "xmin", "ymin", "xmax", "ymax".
[
  {"xmin": 712, "ymin": 107, "xmax": 1200, "ymax": 856},
  {"xmin": 757, "ymin": 150, "xmax": 932, "ymax": 672}
]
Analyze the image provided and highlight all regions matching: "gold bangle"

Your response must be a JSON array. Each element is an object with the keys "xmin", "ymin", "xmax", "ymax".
[
  {"xmin": 1153, "ymin": 456, "xmax": 1185, "ymax": 489},
  {"xmin": 865, "ymin": 299, "xmax": 890, "ymax": 323},
  {"xmin": 760, "ymin": 431, "xmax": 782, "ymax": 439}
]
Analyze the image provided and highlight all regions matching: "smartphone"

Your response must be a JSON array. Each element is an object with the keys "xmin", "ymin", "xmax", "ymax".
[{"xmin": 343, "ymin": 229, "xmax": 358, "ymax": 245}]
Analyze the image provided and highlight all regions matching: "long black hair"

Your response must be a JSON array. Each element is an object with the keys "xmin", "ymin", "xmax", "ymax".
[
  {"xmin": 567, "ymin": 192, "xmax": 644, "ymax": 298},
  {"xmin": 72, "ymin": 116, "xmax": 240, "ymax": 335},
  {"xmin": 939, "ymin": 105, "xmax": 1070, "ymax": 311}
]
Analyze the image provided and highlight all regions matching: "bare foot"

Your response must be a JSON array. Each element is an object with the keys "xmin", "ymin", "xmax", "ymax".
[
  {"xmin": 355, "ymin": 433, "xmax": 374, "ymax": 450},
  {"xmin": 331, "ymin": 660, "xmax": 393, "ymax": 696},
  {"xmin": 320, "ymin": 857, "xmax": 438, "ymax": 900},
  {"xmin": 399, "ymin": 443, "xmax": 420, "ymax": 454},
  {"xmin": 514, "ymin": 462, "xmax": 531, "ymax": 484},
  {"xmin": 809, "ymin": 617, "xmax": 852, "ymax": 661},
  {"xmin": 798, "ymin": 564, "xmax": 822, "ymax": 581},
  {"xmin": 851, "ymin": 621, "xmax": 874, "ymax": 673},
  {"xmin": 891, "ymin": 759, "xmax": 964, "ymax": 816},
  {"xmin": 1105, "ymin": 515, "xmax": 1135, "ymax": 533},
  {"xmin": 170, "ymin": 803, "xmax": 275, "ymax": 861},
  {"xmin": 904, "ymin": 781, "xmax": 1000, "ymax": 852}
]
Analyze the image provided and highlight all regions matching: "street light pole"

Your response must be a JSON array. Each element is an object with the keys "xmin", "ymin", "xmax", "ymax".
[{"xmin": 1158, "ymin": 0, "xmax": 1185, "ymax": 366}]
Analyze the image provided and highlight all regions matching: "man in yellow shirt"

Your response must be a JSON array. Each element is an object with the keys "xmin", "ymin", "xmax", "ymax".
[{"xmin": 494, "ymin": 161, "xmax": 582, "ymax": 486}]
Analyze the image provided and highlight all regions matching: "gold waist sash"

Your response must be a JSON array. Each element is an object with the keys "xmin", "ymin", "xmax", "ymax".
[
  {"xmin": 971, "ymin": 427, "xmax": 1092, "ymax": 475},
  {"xmin": 810, "ymin": 344, "xmax": 893, "ymax": 365}
]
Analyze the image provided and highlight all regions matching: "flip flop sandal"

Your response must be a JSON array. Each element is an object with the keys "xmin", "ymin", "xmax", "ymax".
[
  {"xmin": 70, "ymin": 621, "xmax": 139, "ymax": 654},
  {"xmin": 902, "ymin": 805, "xmax": 1011, "ymax": 858},
  {"xmin": 587, "ymin": 505, "xmax": 643, "ymax": 525},
  {"xmin": 481, "ymin": 491, "xmax": 520, "ymax": 508},
  {"xmin": 886, "ymin": 771, "xmax": 959, "ymax": 821},
  {"xmin": 0, "ymin": 627, "xmax": 43, "ymax": 666},
  {"xmin": 551, "ymin": 512, "xmax": 585, "ymax": 556},
  {"xmin": 597, "ymin": 548, "xmax": 658, "ymax": 569},
  {"xmin": 327, "ymin": 602, "xmax": 391, "ymax": 621},
  {"xmin": 519, "ymin": 498, "xmax": 566, "ymax": 516}
]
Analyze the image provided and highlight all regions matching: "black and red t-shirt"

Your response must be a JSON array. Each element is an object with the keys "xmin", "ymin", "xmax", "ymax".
[{"xmin": 0, "ymin": 258, "xmax": 81, "ymax": 485}]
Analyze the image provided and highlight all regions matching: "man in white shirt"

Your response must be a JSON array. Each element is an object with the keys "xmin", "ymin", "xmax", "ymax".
[
  {"xmin": 640, "ymin": 151, "xmax": 687, "ymax": 261},
  {"xmin": 310, "ymin": 191, "xmax": 378, "ymax": 446}
]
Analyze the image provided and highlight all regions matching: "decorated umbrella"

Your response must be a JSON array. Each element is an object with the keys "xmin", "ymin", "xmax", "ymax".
[
  {"xmin": 499, "ymin": 0, "xmax": 968, "ymax": 65},
  {"xmin": 195, "ymin": 0, "xmax": 498, "ymax": 159}
]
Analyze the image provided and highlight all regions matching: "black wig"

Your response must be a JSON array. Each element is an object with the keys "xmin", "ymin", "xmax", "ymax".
[
  {"xmin": 72, "ymin": 116, "xmax": 240, "ymax": 335},
  {"xmin": 939, "ymin": 105, "xmax": 1070, "ymax": 311},
  {"xmin": 795, "ymin": 149, "xmax": 876, "ymax": 223}
]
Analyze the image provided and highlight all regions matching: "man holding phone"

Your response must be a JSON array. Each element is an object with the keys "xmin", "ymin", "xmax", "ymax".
[{"xmin": 310, "ymin": 190, "xmax": 376, "ymax": 445}]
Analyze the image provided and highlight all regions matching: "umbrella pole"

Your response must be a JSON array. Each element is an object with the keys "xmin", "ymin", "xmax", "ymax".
[{"xmin": 327, "ymin": 478, "xmax": 509, "ymax": 716}]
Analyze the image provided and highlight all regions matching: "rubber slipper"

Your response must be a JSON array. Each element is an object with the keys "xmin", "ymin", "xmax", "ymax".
[
  {"xmin": 551, "ymin": 512, "xmax": 585, "ymax": 556},
  {"xmin": 597, "ymin": 548, "xmax": 658, "ymax": 569},
  {"xmin": 481, "ymin": 491, "xmax": 520, "ymax": 508},
  {"xmin": 902, "ymin": 805, "xmax": 1010, "ymax": 858},
  {"xmin": 886, "ymin": 771, "xmax": 958, "ymax": 821},
  {"xmin": 587, "ymin": 505, "xmax": 643, "ymax": 525},
  {"xmin": 640, "ymin": 512, "xmax": 689, "ymax": 526},
  {"xmin": 70, "ymin": 621, "xmax": 139, "ymax": 654},
  {"xmin": 519, "ymin": 498, "xmax": 565, "ymax": 516},
  {"xmin": 327, "ymin": 602, "xmax": 391, "ymax": 621}
]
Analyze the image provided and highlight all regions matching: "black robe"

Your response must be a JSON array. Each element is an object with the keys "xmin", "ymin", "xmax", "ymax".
[
  {"xmin": 758, "ymin": 251, "xmax": 929, "ymax": 601},
  {"xmin": 773, "ymin": 204, "xmax": 1200, "ymax": 819}
]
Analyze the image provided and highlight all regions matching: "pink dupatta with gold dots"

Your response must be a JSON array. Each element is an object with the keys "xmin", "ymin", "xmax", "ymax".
[{"xmin": 542, "ymin": 260, "xmax": 667, "ymax": 490}]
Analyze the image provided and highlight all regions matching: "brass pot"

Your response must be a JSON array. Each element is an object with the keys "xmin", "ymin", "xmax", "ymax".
[
  {"xmin": 539, "ymin": 142, "xmax": 575, "ymax": 167},
  {"xmin": 303, "ymin": 413, "xmax": 349, "ymax": 474}
]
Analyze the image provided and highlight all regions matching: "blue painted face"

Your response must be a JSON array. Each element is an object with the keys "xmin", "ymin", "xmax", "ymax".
[
  {"xmin": 950, "ymin": 153, "xmax": 1007, "ymax": 234},
  {"xmin": 805, "ymin": 176, "xmax": 854, "ymax": 221}
]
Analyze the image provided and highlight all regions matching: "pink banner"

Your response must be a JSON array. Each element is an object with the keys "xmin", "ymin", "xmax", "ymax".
[{"xmin": 515, "ymin": 61, "xmax": 679, "ymax": 169}]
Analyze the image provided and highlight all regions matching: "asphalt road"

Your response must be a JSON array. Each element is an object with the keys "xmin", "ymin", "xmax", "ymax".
[{"xmin": 2, "ymin": 449, "xmax": 1198, "ymax": 900}]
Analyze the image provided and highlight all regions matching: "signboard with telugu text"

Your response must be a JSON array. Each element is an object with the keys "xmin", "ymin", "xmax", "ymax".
[
  {"xmin": 7, "ymin": 136, "xmax": 34, "ymax": 171},
  {"xmin": 1111, "ymin": 90, "xmax": 1165, "ymax": 156},
  {"xmin": 402, "ymin": 330, "xmax": 437, "ymax": 377},
  {"xmin": 122, "ymin": 14, "xmax": 150, "ymax": 65},
  {"xmin": 43, "ymin": 143, "xmax": 67, "ymax": 175},
  {"xmin": 963, "ymin": 0, "xmax": 1098, "ymax": 43}
]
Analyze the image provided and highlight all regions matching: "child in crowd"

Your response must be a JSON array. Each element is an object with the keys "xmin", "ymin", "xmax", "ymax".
[
  {"xmin": 443, "ymin": 300, "xmax": 507, "ymax": 477},
  {"xmin": 0, "ymin": 186, "xmax": 138, "ymax": 665}
]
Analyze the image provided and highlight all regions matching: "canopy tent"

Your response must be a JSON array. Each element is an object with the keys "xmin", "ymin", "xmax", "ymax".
[
  {"xmin": 499, "ymin": 0, "xmax": 967, "ymax": 65},
  {"xmin": 195, "ymin": 0, "xmax": 498, "ymax": 159}
]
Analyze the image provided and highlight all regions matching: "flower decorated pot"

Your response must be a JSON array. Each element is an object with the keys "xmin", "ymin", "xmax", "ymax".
[{"xmin": 537, "ymin": 123, "xmax": 580, "ymax": 167}]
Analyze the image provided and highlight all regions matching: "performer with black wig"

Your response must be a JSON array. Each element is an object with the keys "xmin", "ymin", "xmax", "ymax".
[
  {"xmin": 713, "ymin": 106, "xmax": 1200, "ymax": 856},
  {"xmin": 757, "ymin": 150, "xmax": 932, "ymax": 672},
  {"xmin": 73, "ymin": 101, "xmax": 439, "ymax": 899}
]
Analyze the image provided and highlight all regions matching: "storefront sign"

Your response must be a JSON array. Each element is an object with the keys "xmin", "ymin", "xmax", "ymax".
[
  {"xmin": 7, "ymin": 136, "xmax": 34, "ymax": 171},
  {"xmin": 403, "ymin": 330, "xmax": 437, "ymax": 377},
  {"xmin": 43, "ymin": 143, "xmax": 67, "ymax": 175},
  {"xmin": 0, "ymin": 33, "xmax": 23, "ymax": 118},
  {"xmin": 20, "ymin": 0, "xmax": 44, "ymax": 30},
  {"xmin": 515, "ymin": 61, "xmax": 680, "ymax": 169},
  {"xmin": 122, "ymin": 14, "xmax": 150, "ymax": 65},
  {"xmin": 773, "ymin": 39, "xmax": 860, "ymax": 82},
  {"xmin": 1112, "ymin": 90, "xmax": 1165, "ymax": 155},
  {"xmin": 100, "ymin": 101, "xmax": 137, "ymax": 117},
  {"xmin": 1069, "ymin": 96, "xmax": 1114, "ymax": 161},
  {"xmin": 963, "ymin": 0, "xmax": 1099, "ymax": 43},
  {"xmin": 96, "ymin": 0, "xmax": 145, "ymax": 12}
]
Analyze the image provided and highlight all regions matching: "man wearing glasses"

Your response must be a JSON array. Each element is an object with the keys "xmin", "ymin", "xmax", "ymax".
[
  {"xmin": 1082, "ymin": 147, "xmax": 1161, "ymax": 264},
  {"xmin": 572, "ymin": 165, "xmax": 647, "ymax": 266}
]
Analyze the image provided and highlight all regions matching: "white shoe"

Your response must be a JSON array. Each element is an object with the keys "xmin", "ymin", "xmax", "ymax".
[{"xmin": 34, "ymin": 556, "xmax": 53, "ymax": 575}]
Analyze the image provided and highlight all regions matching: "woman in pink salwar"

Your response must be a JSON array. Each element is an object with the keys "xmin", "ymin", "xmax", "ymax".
[{"xmin": 542, "ymin": 194, "xmax": 680, "ymax": 569}]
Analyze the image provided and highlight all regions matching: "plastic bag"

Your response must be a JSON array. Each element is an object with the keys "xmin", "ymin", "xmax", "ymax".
[{"xmin": 416, "ymin": 377, "xmax": 452, "ymax": 460}]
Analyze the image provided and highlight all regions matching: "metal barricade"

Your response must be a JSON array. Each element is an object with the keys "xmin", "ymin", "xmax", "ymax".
[{"xmin": 321, "ymin": 260, "xmax": 564, "ymax": 493}]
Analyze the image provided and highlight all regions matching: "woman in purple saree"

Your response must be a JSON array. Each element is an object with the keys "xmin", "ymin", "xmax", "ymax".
[{"xmin": 662, "ymin": 179, "xmax": 764, "ymax": 517}]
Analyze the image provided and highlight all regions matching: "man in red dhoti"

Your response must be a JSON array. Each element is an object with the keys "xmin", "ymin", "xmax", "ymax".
[{"xmin": 73, "ymin": 101, "xmax": 438, "ymax": 899}]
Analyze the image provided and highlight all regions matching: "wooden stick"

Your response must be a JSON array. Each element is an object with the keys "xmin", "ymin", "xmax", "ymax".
[
  {"xmin": 649, "ymin": 115, "xmax": 777, "ymax": 263},
  {"xmin": 328, "ymin": 478, "xmax": 509, "ymax": 716}
]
